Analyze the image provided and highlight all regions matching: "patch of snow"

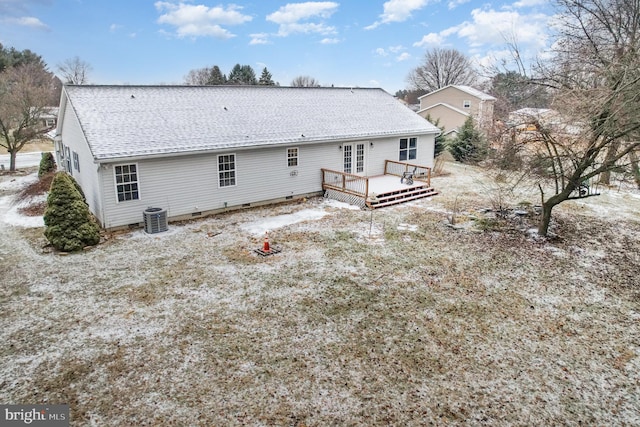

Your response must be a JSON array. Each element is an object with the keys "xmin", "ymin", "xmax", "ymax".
[
  {"xmin": 544, "ymin": 246, "xmax": 567, "ymax": 258},
  {"xmin": 397, "ymin": 223, "xmax": 418, "ymax": 231},
  {"xmin": 2, "ymin": 194, "xmax": 45, "ymax": 228},
  {"xmin": 322, "ymin": 199, "xmax": 361, "ymax": 210},
  {"xmin": 240, "ymin": 208, "xmax": 330, "ymax": 236},
  {"xmin": 0, "ymin": 173, "xmax": 39, "ymax": 191},
  {"xmin": 126, "ymin": 225, "xmax": 185, "ymax": 240}
]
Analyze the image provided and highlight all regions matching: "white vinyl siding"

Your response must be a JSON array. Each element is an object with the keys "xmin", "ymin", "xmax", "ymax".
[
  {"xmin": 57, "ymin": 97, "xmax": 105, "ymax": 226},
  {"xmin": 96, "ymin": 134, "xmax": 436, "ymax": 228}
]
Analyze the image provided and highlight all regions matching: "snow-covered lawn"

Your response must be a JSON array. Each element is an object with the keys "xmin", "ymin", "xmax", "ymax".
[{"xmin": 1, "ymin": 163, "xmax": 639, "ymax": 426}]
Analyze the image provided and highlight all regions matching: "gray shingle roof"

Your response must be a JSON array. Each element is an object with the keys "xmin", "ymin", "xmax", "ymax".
[
  {"xmin": 63, "ymin": 85, "xmax": 440, "ymax": 161},
  {"xmin": 418, "ymin": 85, "xmax": 496, "ymax": 101}
]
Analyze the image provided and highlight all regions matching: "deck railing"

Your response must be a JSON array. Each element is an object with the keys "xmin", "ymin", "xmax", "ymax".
[
  {"xmin": 384, "ymin": 160, "xmax": 431, "ymax": 187},
  {"xmin": 321, "ymin": 168, "xmax": 369, "ymax": 199}
]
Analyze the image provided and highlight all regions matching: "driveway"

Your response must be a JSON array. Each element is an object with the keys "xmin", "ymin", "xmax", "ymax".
[{"xmin": 0, "ymin": 151, "xmax": 49, "ymax": 169}]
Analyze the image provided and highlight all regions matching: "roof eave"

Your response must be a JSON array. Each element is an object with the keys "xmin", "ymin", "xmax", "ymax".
[{"xmin": 93, "ymin": 129, "xmax": 439, "ymax": 164}]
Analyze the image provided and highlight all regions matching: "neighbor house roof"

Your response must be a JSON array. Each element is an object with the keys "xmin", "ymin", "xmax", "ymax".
[
  {"xmin": 418, "ymin": 85, "xmax": 497, "ymax": 101},
  {"xmin": 417, "ymin": 102, "xmax": 470, "ymax": 117},
  {"xmin": 61, "ymin": 85, "xmax": 440, "ymax": 162}
]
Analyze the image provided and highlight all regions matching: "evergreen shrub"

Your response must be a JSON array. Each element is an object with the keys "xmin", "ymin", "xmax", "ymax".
[{"xmin": 44, "ymin": 172, "xmax": 100, "ymax": 252}]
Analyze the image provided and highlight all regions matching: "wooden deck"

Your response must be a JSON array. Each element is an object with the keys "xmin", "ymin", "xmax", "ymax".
[
  {"xmin": 365, "ymin": 175, "xmax": 438, "ymax": 208},
  {"xmin": 321, "ymin": 160, "xmax": 438, "ymax": 209}
]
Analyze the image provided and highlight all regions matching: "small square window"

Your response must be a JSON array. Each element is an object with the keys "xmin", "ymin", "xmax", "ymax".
[
  {"xmin": 463, "ymin": 100, "xmax": 471, "ymax": 108},
  {"xmin": 399, "ymin": 137, "xmax": 417, "ymax": 161}
]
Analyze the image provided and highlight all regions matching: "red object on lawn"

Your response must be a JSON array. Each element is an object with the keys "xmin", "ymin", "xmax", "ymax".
[{"xmin": 263, "ymin": 232, "xmax": 270, "ymax": 252}]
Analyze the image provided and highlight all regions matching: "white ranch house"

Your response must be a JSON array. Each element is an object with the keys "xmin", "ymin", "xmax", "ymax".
[{"xmin": 55, "ymin": 85, "xmax": 440, "ymax": 230}]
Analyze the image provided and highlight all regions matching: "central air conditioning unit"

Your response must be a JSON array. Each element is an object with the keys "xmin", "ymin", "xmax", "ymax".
[{"xmin": 143, "ymin": 207, "xmax": 168, "ymax": 234}]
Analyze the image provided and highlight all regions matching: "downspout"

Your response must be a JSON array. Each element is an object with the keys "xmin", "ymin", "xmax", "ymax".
[{"xmin": 97, "ymin": 162, "xmax": 107, "ymax": 228}]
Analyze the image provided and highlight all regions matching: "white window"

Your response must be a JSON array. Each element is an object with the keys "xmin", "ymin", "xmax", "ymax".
[
  {"xmin": 463, "ymin": 100, "xmax": 471, "ymax": 108},
  {"xmin": 72, "ymin": 151, "xmax": 80, "ymax": 172},
  {"xmin": 64, "ymin": 146, "xmax": 72, "ymax": 173},
  {"xmin": 343, "ymin": 145, "xmax": 352, "ymax": 173},
  {"xmin": 287, "ymin": 148, "xmax": 299, "ymax": 167},
  {"xmin": 399, "ymin": 138, "xmax": 417, "ymax": 161},
  {"xmin": 218, "ymin": 154, "xmax": 236, "ymax": 187},
  {"xmin": 356, "ymin": 143, "xmax": 364, "ymax": 173},
  {"xmin": 114, "ymin": 164, "xmax": 140, "ymax": 202}
]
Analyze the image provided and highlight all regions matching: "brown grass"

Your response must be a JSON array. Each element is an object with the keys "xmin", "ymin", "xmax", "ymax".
[{"xmin": 1, "ymin": 163, "xmax": 639, "ymax": 426}]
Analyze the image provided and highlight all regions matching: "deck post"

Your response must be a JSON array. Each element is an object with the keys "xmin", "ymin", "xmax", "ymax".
[
  {"xmin": 365, "ymin": 178, "xmax": 369, "ymax": 199},
  {"xmin": 428, "ymin": 167, "xmax": 431, "ymax": 187},
  {"xmin": 342, "ymin": 174, "xmax": 346, "ymax": 190}
]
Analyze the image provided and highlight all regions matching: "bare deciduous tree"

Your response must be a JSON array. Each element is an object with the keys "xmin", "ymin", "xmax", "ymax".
[
  {"xmin": 519, "ymin": 0, "xmax": 640, "ymax": 236},
  {"xmin": 57, "ymin": 56, "xmax": 92, "ymax": 84},
  {"xmin": 406, "ymin": 48, "xmax": 478, "ymax": 92},
  {"xmin": 290, "ymin": 75, "xmax": 320, "ymax": 87},
  {"xmin": 184, "ymin": 66, "xmax": 226, "ymax": 85},
  {"xmin": 0, "ymin": 62, "xmax": 56, "ymax": 170}
]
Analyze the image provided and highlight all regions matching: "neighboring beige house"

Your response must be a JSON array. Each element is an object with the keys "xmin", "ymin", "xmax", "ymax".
[{"xmin": 417, "ymin": 85, "xmax": 496, "ymax": 136}]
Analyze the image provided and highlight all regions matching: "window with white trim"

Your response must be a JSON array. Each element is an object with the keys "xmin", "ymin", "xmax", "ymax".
[
  {"xmin": 399, "ymin": 137, "xmax": 417, "ymax": 161},
  {"xmin": 343, "ymin": 145, "xmax": 352, "ymax": 173},
  {"xmin": 218, "ymin": 154, "xmax": 236, "ymax": 187},
  {"xmin": 463, "ymin": 100, "xmax": 471, "ymax": 108},
  {"xmin": 356, "ymin": 143, "xmax": 365, "ymax": 173},
  {"xmin": 287, "ymin": 147, "xmax": 299, "ymax": 167},
  {"xmin": 114, "ymin": 164, "xmax": 140, "ymax": 202},
  {"xmin": 64, "ymin": 146, "xmax": 72, "ymax": 173},
  {"xmin": 72, "ymin": 151, "xmax": 80, "ymax": 172}
]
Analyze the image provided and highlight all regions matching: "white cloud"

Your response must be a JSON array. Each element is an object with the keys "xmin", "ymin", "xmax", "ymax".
[
  {"xmin": 396, "ymin": 52, "xmax": 411, "ymax": 61},
  {"xmin": 376, "ymin": 45, "xmax": 407, "ymax": 57},
  {"xmin": 6, "ymin": 16, "xmax": 49, "ymax": 30},
  {"xmin": 448, "ymin": 0, "xmax": 470, "ymax": 10},
  {"xmin": 110, "ymin": 23, "xmax": 122, "ymax": 32},
  {"xmin": 420, "ymin": 7, "xmax": 549, "ymax": 53},
  {"xmin": 320, "ymin": 37, "xmax": 340, "ymax": 44},
  {"xmin": 155, "ymin": 2, "xmax": 252, "ymax": 39},
  {"xmin": 267, "ymin": 2, "xmax": 339, "ymax": 36},
  {"xmin": 455, "ymin": 8, "xmax": 549, "ymax": 49},
  {"xmin": 512, "ymin": 0, "xmax": 547, "ymax": 7},
  {"xmin": 366, "ymin": 0, "xmax": 430, "ymax": 29},
  {"xmin": 249, "ymin": 33, "xmax": 270, "ymax": 45},
  {"xmin": 388, "ymin": 45, "xmax": 405, "ymax": 53},
  {"xmin": 413, "ymin": 32, "xmax": 443, "ymax": 47}
]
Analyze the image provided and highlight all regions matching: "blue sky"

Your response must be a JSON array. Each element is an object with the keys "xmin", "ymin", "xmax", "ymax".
[{"xmin": 0, "ymin": 0, "xmax": 553, "ymax": 93}]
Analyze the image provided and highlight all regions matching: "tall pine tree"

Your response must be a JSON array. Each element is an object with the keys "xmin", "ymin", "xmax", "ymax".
[{"xmin": 258, "ymin": 67, "xmax": 274, "ymax": 85}]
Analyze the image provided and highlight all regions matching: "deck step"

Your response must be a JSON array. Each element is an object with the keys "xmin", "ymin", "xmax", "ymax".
[{"xmin": 367, "ymin": 186, "xmax": 438, "ymax": 208}]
